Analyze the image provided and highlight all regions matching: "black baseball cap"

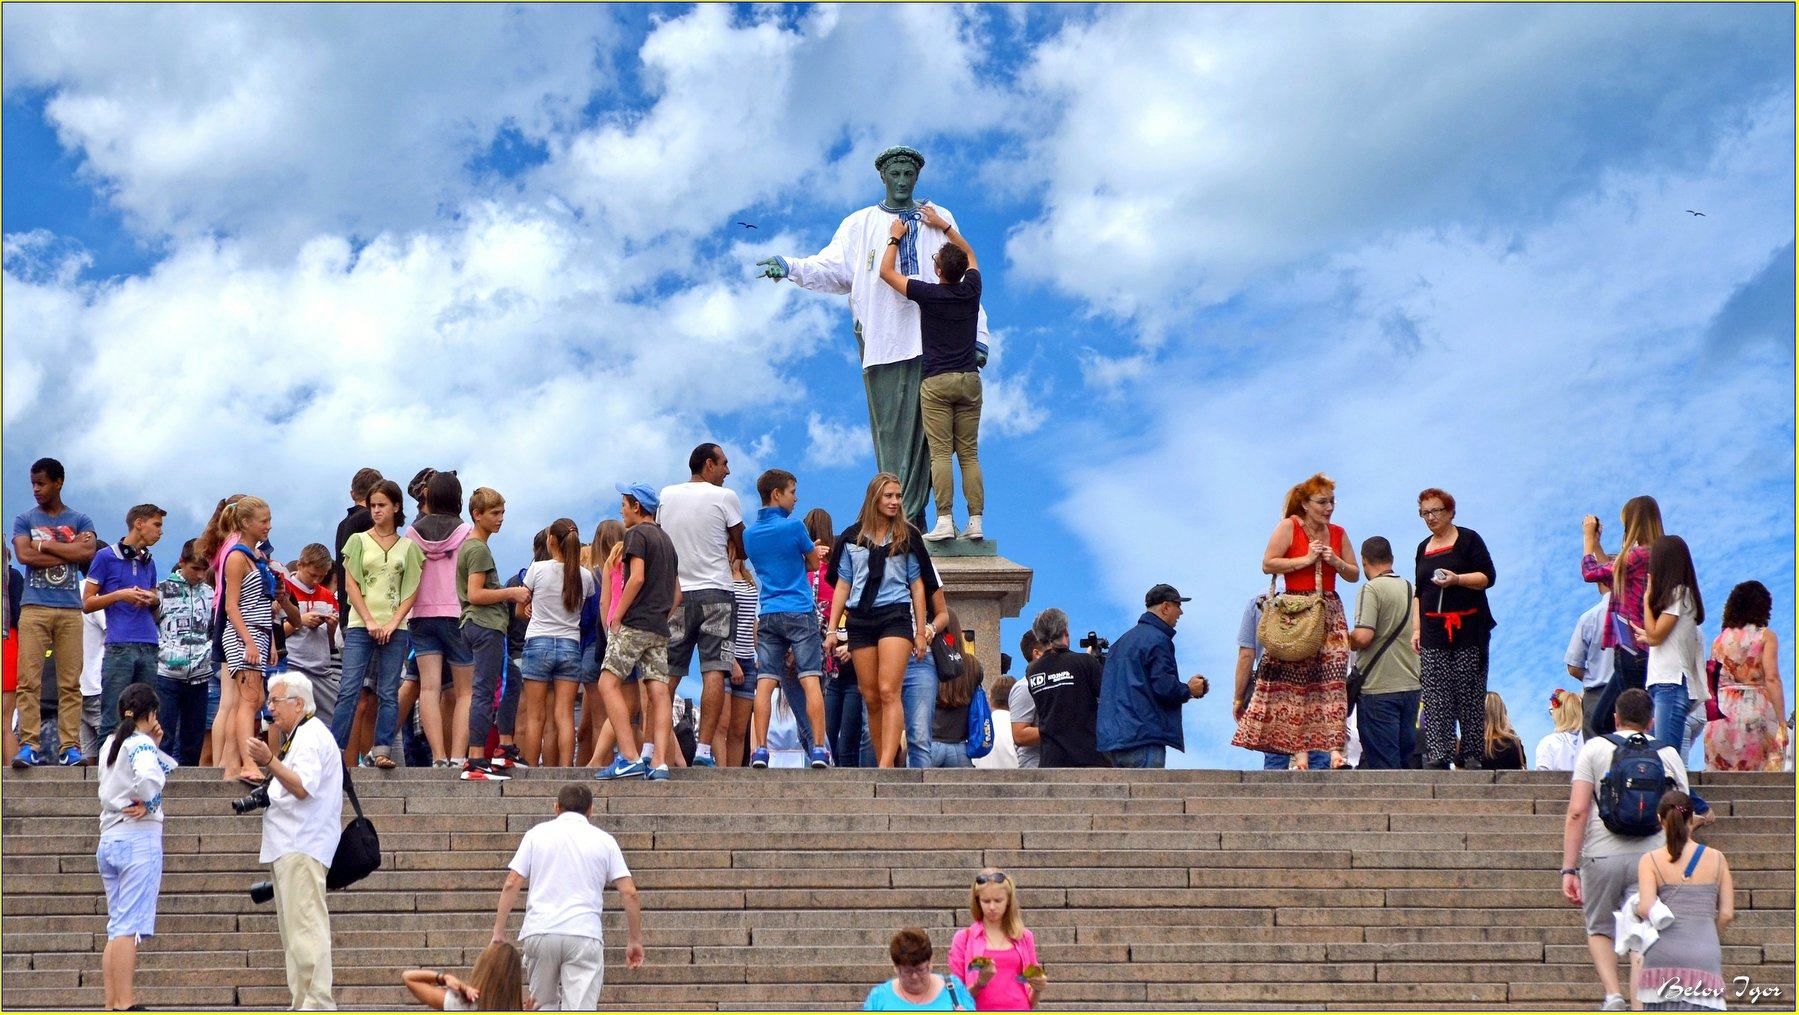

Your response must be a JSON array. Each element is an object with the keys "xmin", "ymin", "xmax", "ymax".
[{"xmin": 1145, "ymin": 584, "xmax": 1191, "ymax": 607}]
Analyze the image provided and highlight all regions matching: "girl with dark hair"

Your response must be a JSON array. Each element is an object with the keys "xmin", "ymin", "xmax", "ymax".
[
  {"xmin": 1233, "ymin": 473, "xmax": 1358, "ymax": 765},
  {"xmin": 1705, "ymin": 581, "xmax": 1787, "ymax": 771},
  {"xmin": 96, "ymin": 682, "xmax": 175, "ymax": 1011},
  {"xmin": 1634, "ymin": 790, "xmax": 1733, "ymax": 1010},
  {"xmin": 1581, "ymin": 495, "xmax": 1665, "ymax": 735},
  {"xmin": 1631, "ymin": 535, "xmax": 1707, "ymax": 752},
  {"xmin": 519, "ymin": 519, "xmax": 595, "ymax": 767},
  {"xmin": 808, "ymin": 508, "xmax": 863, "ymax": 767},
  {"xmin": 403, "ymin": 940, "xmax": 527, "ymax": 1010},
  {"xmin": 926, "ymin": 612, "xmax": 984, "ymax": 768},
  {"xmin": 406, "ymin": 471, "xmax": 476, "ymax": 769},
  {"xmin": 334, "ymin": 480, "xmax": 423, "ymax": 769}
]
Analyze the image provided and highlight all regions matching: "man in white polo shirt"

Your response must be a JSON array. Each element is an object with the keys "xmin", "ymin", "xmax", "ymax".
[{"xmin": 491, "ymin": 784, "xmax": 643, "ymax": 1010}]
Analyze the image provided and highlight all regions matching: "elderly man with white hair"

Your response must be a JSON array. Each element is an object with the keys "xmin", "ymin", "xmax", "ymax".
[{"xmin": 245, "ymin": 672, "xmax": 343, "ymax": 1010}]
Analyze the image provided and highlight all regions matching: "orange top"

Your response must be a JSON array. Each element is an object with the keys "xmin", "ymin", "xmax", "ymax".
[{"xmin": 1282, "ymin": 517, "xmax": 1344, "ymax": 594}]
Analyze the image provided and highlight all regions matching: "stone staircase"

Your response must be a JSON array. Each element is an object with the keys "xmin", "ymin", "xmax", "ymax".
[{"xmin": 2, "ymin": 767, "xmax": 1792, "ymax": 1010}]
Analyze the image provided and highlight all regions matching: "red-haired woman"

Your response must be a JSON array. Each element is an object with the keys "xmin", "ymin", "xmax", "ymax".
[
  {"xmin": 1410, "ymin": 487, "xmax": 1496, "ymax": 769},
  {"xmin": 1232, "ymin": 473, "xmax": 1358, "ymax": 765}
]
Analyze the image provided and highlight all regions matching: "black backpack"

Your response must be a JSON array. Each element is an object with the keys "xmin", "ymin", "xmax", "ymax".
[
  {"xmin": 1597, "ymin": 732, "xmax": 1673, "ymax": 836},
  {"xmin": 326, "ymin": 763, "xmax": 381, "ymax": 891}
]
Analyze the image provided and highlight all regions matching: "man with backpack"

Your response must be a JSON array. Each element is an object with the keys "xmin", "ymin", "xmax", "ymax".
[{"xmin": 1559, "ymin": 687, "xmax": 1692, "ymax": 1011}]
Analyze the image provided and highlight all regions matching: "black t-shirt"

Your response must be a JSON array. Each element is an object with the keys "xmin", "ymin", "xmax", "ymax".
[
  {"xmin": 1025, "ymin": 647, "xmax": 1108, "ymax": 768},
  {"xmin": 333, "ymin": 505, "xmax": 373, "ymax": 606},
  {"xmin": 906, "ymin": 268, "xmax": 981, "ymax": 378},
  {"xmin": 620, "ymin": 521, "xmax": 678, "ymax": 635},
  {"xmin": 1413, "ymin": 526, "xmax": 1497, "ymax": 651},
  {"xmin": 824, "ymin": 522, "xmax": 942, "ymax": 600}
]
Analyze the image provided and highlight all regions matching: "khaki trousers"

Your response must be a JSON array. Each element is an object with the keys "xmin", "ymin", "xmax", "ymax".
[
  {"xmin": 919, "ymin": 370, "xmax": 984, "ymax": 516},
  {"xmin": 16, "ymin": 606, "xmax": 85, "ymax": 752},
  {"xmin": 273, "ymin": 853, "xmax": 335, "ymax": 1010}
]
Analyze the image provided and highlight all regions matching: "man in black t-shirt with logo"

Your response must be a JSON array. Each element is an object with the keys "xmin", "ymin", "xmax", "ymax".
[
  {"xmin": 1023, "ymin": 607, "xmax": 1108, "ymax": 768},
  {"xmin": 879, "ymin": 202, "xmax": 987, "ymax": 543}
]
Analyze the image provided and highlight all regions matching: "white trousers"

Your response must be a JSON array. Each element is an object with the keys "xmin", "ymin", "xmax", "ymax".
[{"xmin": 522, "ymin": 933, "xmax": 605, "ymax": 1011}]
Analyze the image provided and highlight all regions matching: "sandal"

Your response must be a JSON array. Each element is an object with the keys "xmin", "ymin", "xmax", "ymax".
[
  {"xmin": 373, "ymin": 754, "xmax": 397, "ymax": 770},
  {"xmin": 235, "ymin": 774, "xmax": 267, "ymax": 788}
]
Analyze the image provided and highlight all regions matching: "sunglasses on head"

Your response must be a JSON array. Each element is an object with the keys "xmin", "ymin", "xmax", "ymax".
[{"xmin": 974, "ymin": 871, "xmax": 1009, "ymax": 885}]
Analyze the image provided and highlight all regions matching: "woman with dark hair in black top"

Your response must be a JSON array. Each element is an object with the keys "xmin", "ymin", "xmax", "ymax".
[{"xmin": 1409, "ymin": 488, "xmax": 1497, "ymax": 769}]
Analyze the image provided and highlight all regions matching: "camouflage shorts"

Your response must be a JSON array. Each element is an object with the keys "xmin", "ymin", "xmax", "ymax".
[{"xmin": 602, "ymin": 625, "xmax": 671, "ymax": 685}]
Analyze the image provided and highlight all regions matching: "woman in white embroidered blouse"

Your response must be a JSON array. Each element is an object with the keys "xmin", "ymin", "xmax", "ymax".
[{"xmin": 97, "ymin": 681, "xmax": 177, "ymax": 1011}]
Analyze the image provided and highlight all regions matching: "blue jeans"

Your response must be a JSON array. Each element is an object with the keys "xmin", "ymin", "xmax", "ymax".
[
  {"xmin": 153, "ymin": 674, "xmax": 210, "ymax": 766},
  {"xmin": 1108, "ymin": 744, "xmax": 1168, "ymax": 769},
  {"xmin": 1264, "ymin": 750, "xmax": 1332, "ymax": 770},
  {"xmin": 823, "ymin": 673, "xmax": 866, "ymax": 767},
  {"xmin": 777, "ymin": 668, "xmax": 817, "ymax": 753},
  {"xmin": 1356, "ymin": 689, "xmax": 1421, "ymax": 771},
  {"xmin": 100, "ymin": 643, "xmax": 158, "ymax": 737},
  {"xmin": 902, "ymin": 655, "xmax": 936, "ymax": 769},
  {"xmin": 928, "ymin": 740, "xmax": 973, "ymax": 768},
  {"xmin": 1650, "ymin": 683, "xmax": 1692, "ymax": 755},
  {"xmin": 333, "ymin": 627, "xmax": 412, "ymax": 755},
  {"xmin": 1592, "ymin": 647, "xmax": 1647, "ymax": 737}
]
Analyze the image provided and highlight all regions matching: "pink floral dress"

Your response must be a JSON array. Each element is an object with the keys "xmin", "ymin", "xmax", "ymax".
[{"xmin": 1703, "ymin": 626, "xmax": 1787, "ymax": 772}]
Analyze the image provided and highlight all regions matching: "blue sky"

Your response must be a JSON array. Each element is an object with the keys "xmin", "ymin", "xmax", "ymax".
[{"xmin": 3, "ymin": 4, "xmax": 1793, "ymax": 768}]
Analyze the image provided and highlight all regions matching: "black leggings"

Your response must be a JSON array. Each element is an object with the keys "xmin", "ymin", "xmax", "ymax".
[{"xmin": 1590, "ymin": 647, "xmax": 1648, "ymax": 737}]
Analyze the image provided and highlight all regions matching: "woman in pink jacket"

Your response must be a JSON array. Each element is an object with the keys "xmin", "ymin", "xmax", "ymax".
[{"xmin": 948, "ymin": 869, "xmax": 1046, "ymax": 1010}]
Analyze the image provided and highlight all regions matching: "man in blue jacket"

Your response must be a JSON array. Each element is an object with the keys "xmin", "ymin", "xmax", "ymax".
[{"xmin": 1097, "ymin": 584, "xmax": 1210, "ymax": 768}]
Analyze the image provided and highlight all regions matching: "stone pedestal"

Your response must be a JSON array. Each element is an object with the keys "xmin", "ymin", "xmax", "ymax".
[{"xmin": 927, "ymin": 539, "xmax": 1033, "ymax": 679}]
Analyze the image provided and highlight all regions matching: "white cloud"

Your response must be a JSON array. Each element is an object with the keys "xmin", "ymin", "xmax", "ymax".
[
  {"xmin": 539, "ymin": 4, "xmax": 1013, "ymax": 248},
  {"xmin": 1042, "ymin": 97, "xmax": 1795, "ymax": 764},
  {"xmin": 803, "ymin": 412, "xmax": 872, "ymax": 471},
  {"xmin": 3, "ymin": 5, "xmax": 618, "ymax": 250},
  {"xmin": 1002, "ymin": 5, "xmax": 1793, "ymax": 330}
]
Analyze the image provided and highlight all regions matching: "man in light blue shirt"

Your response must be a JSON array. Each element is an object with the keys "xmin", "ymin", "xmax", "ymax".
[{"xmin": 1566, "ymin": 583, "xmax": 1612, "ymax": 740}]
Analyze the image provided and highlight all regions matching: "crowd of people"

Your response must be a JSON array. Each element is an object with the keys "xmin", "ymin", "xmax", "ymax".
[{"xmin": 7, "ymin": 452, "xmax": 1790, "ymax": 1011}]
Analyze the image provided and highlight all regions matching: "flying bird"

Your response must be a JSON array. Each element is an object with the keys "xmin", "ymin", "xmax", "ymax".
[
  {"xmin": 1686, "ymin": 210, "xmax": 1706, "ymax": 217},
  {"xmin": 737, "ymin": 221, "xmax": 758, "ymax": 229}
]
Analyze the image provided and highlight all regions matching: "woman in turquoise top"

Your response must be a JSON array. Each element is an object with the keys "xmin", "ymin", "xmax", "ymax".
[{"xmin": 866, "ymin": 928, "xmax": 976, "ymax": 1011}]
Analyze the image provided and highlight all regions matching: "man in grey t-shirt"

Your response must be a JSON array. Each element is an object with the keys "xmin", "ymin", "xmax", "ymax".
[{"xmin": 1561, "ymin": 687, "xmax": 1691, "ymax": 1011}]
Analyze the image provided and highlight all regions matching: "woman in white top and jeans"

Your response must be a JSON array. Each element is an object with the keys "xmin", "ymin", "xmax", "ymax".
[
  {"xmin": 1631, "ymin": 535, "xmax": 1712, "ymax": 820},
  {"xmin": 97, "ymin": 682, "xmax": 176, "ymax": 1011}
]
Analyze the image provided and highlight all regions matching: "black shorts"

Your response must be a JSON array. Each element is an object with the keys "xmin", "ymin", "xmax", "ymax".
[{"xmin": 845, "ymin": 603, "xmax": 915, "ymax": 651}]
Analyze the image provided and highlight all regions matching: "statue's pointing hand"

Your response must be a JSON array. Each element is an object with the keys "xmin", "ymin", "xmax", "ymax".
[{"xmin": 755, "ymin": 257, "xmax": 787, "ymax": 281}]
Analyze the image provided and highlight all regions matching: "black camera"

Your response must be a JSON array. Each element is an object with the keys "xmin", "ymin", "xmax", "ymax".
[
  {"xmin": 1078, "ymin": 631, "xmax": 1109, "ymax": 657},
  {"xmin": 247, "ymin": 880, "xmax": 275, "ymax": 905},
  {"xmin": 231, "ymin": 784, "xmax": 270, "ymax": 815}
]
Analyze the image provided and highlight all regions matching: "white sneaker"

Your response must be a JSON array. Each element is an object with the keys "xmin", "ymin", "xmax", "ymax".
[
  {"xmin": 963, "ymin": 515, "xmax": 984, "ymax": 541},
  {"xmin": 1602, "ymin": 993, "xmax": 1628, "ymax": 1011},
  {"xmin": 924, "ymin": 517, "xmax": 956, "ymax": 542}
]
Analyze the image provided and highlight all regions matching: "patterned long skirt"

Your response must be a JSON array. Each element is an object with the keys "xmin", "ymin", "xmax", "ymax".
[{"xmin": 1232, "ymin": 593, "xmax": 1349, "ymax": 755}]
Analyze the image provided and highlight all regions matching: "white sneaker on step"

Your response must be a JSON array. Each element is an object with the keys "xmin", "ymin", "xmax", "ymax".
[
  {"xmin": 1602, "ymin": 994, "xmax": 1627, "ymax": 1011},
  {"xmin": 963, "ymin": 515, "xmax": 984, "ymax": 541},
  {"xmin": 924, "ymin": 517, "xmax": 956, "ymax": 542}
]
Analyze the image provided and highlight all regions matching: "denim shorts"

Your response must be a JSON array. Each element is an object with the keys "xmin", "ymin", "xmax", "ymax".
[
  {"xmin": 729, "ymin": 657, "xmax": 758, "ymax": 700},
  {"xmin": 98, "ymin": 834, "xmax": 163, "ymax": 940},
  {"xmin": 410, "ymin": 616, "xmax": 473, "ymax": 667},
  {"xmin": 521, "ymin": 638, "xmax": 582, "ymax": 683},
  {"xmin": 576, "ymin": 638, "xmax": 602, "ymax": 686},
  {"xmin": 757, "ymin": 610, "xmax": 824, "ymax": 681}
]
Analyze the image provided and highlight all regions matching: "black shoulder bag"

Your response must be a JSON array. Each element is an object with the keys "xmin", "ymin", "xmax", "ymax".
[
  {"xmin": 327, "ymin": 760, "xmax": 381, "ymax": 891},
  {"xmin": 1346, "ymin": 578, "xmax": 1411, "ymax": 714}
]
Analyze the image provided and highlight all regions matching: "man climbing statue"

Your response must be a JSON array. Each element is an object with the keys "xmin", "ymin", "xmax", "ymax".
[{"xmin": 757, "ymin": 145, "xmax": 989, "ymax": 530}]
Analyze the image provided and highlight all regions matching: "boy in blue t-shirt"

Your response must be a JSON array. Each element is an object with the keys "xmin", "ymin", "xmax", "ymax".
[
  {"xmin": 741, "ymin": 469, "xmax": 829, "ymax": 769},
  {"xmin": 83, "ymin": 504, "xmax": 166, "ymax": 731},
  {"xmin": 10, "ymin": 457, "xmax": 98, "ymax": 766}
]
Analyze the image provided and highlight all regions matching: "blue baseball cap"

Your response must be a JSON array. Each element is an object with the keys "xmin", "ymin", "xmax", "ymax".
[{"xmin": 615, "ymin": 482, "xmax": 659, "ymax": 516}]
